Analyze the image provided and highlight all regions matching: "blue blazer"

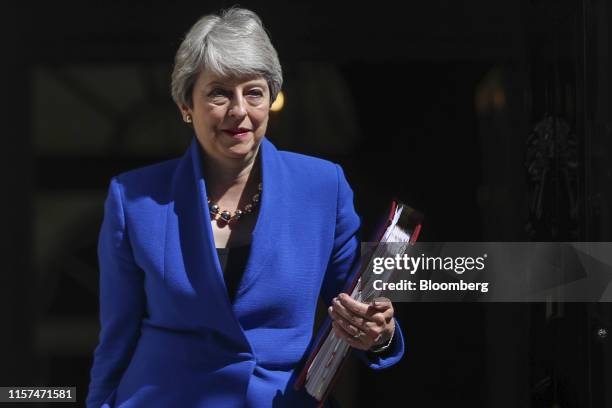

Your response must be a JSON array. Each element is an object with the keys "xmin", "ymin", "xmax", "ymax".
[{"xmin": 87, "ymin": 137, "xmax": 404, "ymax": 408}]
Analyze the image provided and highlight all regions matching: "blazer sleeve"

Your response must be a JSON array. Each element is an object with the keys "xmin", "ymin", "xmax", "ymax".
[
  {"xmin": 320, "ymin": 164, "xmax": 404, "ymax": 370},
  {"xmin": 87, "ymin": 177, "xmax": 146, "ymax": 408}
]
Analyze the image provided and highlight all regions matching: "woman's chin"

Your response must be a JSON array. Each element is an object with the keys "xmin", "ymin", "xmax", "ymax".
[{"xmin": 224, "ymin": 140, "xmax": 259, "ymax": 159}]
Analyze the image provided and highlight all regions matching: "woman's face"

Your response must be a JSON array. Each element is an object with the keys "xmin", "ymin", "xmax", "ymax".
[{"xmin": 181, "ymin": 68, "xmax": 271, "ymax": 165}]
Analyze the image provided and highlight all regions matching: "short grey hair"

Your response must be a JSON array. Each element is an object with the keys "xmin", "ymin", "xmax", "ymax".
[{"xmin": 171, "ymin": 7, "xmax": 283, "ymax": 108}]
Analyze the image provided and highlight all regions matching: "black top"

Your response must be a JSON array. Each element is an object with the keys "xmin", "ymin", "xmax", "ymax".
[{"xmin": 216, "ymin": 244, "xmax": 251, "ymax": 303}]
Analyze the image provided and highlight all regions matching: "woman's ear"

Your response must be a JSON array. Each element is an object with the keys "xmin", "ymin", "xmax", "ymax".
[{"xmin": 177, "ymin": 104, "xmax": 192, "ymax": 123}]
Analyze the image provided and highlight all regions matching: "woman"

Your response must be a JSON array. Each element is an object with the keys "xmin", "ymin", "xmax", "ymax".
[{"xmin": 87, "ymin": 7, "xmax": 404, "ymax": 408}]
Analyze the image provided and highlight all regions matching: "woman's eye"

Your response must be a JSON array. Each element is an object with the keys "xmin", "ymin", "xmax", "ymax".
[
  {"xmin": 248, "ymin": 90, "xmax": 263, "ymax": 97},
  {"xmin": 209, "ymin": 88, "xmax": 228, "ymax": 97}
]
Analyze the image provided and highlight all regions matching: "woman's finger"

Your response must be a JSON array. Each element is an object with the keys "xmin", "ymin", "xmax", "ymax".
[
  {"xmin": 335, "ymin": 315, "xmax": 362, "ymax": 337},
  {"xmin": 337, "ymin": 293, "xmax": 377, "ymax": 319},
  {"xmin": 372, "ymin": 297, "xmax": 393, "ymax": 311},
  {"xmin": 331, "ymin": 321, "xmax": 370, "ymax": 351},
  {"xmin": 332, "ymin": 299, "xmax": 391, "ymax": 342},
  {"xmin": 371, "ymin": 298, "xmax": 395, "ymax": 323},
  {"xmin": 328, "ymin": 306, "xmax": 361, "ymax": 336},
  {"xmin": 331, "ymin": 297, "xmax": 368, "ymax": 332},
  {"xmin": 331, "ymin": 294, "xmax": 397, "ymax": 346}
]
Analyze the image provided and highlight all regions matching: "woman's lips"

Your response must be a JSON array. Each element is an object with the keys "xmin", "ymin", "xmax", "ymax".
[{"xmin": 221, "ymin": 129, "xmax": 251, "ymax": 139}]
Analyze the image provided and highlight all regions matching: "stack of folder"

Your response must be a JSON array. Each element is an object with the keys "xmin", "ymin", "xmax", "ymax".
[{"xmin": 294, "ymin": 201, "xmax": 423, "ymax": 406}]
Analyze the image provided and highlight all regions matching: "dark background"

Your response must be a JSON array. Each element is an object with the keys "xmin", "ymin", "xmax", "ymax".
[{"xmin": 1, "ymin": 0, "xmax": 611, "ymax": 407}]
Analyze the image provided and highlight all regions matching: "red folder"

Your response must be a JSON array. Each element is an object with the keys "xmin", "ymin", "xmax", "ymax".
[{"xmin": 294, "ymin": 200, "xmax": 423, "ymax": 406}]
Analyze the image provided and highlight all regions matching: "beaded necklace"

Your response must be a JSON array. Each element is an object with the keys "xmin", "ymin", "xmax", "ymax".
[{"xmin": 208, "ymin": 182, "xmax": 262, "ymax": 223}]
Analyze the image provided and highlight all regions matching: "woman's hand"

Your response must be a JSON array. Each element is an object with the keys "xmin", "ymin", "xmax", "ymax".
[{"xmin": 328, "ymin": 293, "xmax": 395, "ymax": 351}]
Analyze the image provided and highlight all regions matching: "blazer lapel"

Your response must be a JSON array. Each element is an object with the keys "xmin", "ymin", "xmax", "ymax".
[
  {"xmin": 163, "ymin": 138, "xmax": 246, "ymax": 345},
  {"xmin": 233, "ymin": 138, "xmax": 283, "ymax": 299}
]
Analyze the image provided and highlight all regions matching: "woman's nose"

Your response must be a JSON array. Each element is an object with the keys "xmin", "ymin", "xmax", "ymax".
[{"xmin": 228, "ymin": 96, "xmax": 247, "ymax": 118}]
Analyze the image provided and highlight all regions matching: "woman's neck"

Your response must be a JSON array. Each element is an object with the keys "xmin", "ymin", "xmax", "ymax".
[{"xmin": 202, "ymin": 151, "xmax": 260, "ymax": 204}]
